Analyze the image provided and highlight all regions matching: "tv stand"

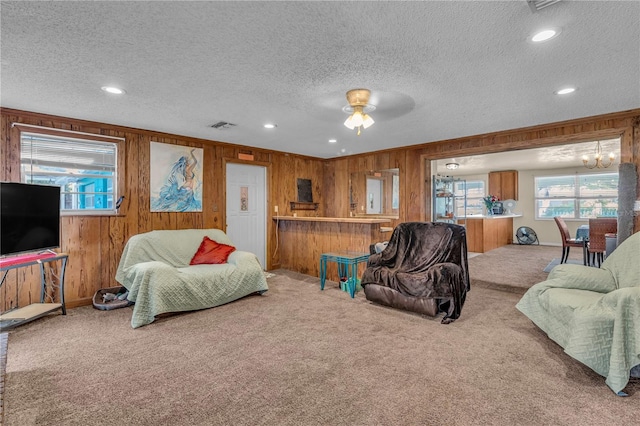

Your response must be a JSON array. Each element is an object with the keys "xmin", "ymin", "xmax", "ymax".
[{"xmin": 0, "ymin": 252, "xmax": 68, "ymax": 330}]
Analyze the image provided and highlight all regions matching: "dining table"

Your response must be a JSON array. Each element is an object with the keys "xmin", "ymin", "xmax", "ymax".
[{"xmin": 575, "ymin": 225, "xmax": 590, "ymax": 265}]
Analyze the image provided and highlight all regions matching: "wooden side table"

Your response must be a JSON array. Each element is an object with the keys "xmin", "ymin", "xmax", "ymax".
[{"xmin": 319, "ymin": 251, "xmax": 369, "ymax": 298}]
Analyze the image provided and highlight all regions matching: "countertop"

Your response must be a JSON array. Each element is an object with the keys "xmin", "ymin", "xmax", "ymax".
[
  {"xmin": 462, "ymin": 214, "xmax": 523, "ymax": 219},
  {"xmin": 273, "ymin": 216, "xmax": 391, "ymax": 224}
]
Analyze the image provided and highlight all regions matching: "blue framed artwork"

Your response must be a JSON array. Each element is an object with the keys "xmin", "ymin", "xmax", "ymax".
[{"xmin": 150, "ymin": 142, "xmax": 203, "ymax": 212}]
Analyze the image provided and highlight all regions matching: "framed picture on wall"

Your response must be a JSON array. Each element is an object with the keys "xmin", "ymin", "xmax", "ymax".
[{"xmin": 150, "ymin": 142, "xmax": 204, "ymax": 212}]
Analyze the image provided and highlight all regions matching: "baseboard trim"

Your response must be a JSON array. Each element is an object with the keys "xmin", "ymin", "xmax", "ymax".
[{"xmin": 65, "ymin": 298, "xmax": 93, "ymax": 309}]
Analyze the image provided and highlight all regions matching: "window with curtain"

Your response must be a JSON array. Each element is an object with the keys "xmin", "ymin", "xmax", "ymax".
[
  {"xmin": 20, "ymin": 132, "xmax": 118, "ymax": 214},
  {"xmin": 534, "ymin": 172, "xmax": 618, "ymax": 219}
]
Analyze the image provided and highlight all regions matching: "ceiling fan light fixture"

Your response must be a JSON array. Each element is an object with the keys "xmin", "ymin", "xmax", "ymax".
[
  {"xmin": 343, "ymin": 116, "xmax": 356, "ymax": 130},
  {"xmin": 350, "ymin": 108, "xmax": 364, "ymax": 128},
  {"xmin": 362, "ymin": 114, "xmax": 374, "ymax": 129},
  {"xmin": 343, "ymin": 88, "xmax": 374, "ymax": 135}
]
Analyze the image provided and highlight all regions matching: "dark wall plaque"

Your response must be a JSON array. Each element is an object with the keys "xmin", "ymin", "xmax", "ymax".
[{"xmin": 297, "ymin": 178, "xmax": 313, "ymax": 203}]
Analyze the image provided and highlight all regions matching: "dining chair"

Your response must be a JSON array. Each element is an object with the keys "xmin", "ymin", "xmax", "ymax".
[
  {"xmin": 587, "ymin": 218, "xmax": 618, "ymax": 267},
  {"xmin": 553, "ymin": 216, "xmax": 585, "ymax": 264}
]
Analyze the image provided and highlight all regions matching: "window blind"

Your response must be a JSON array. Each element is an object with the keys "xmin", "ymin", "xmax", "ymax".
[{"xmin": 21, "ymin": 133, "xmax": 116, "ymax": 173}]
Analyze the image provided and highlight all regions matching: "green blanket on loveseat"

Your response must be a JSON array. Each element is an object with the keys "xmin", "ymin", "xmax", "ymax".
[
  {"xmin": 516, "ymin": 231, "xmax": 640, "ymax": 395},
  {"xmin": 116, "ymin": 229, "xmax": 268, "ymax": 328}
]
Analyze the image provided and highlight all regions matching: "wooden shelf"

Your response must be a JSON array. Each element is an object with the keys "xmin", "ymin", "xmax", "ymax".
[
  {"xmin": 0, "ymin": 303, "xmax": 63, "ymax": 330},
  {"xmin": 289, "ymin": 202, "xmax": 319, "ymax": 211}
]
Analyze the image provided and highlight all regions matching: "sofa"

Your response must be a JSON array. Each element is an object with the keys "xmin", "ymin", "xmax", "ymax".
[
  {"xmin": 516, "ymin": 231, "xmax": 640, "ymax": 395},
  {"xmin": 361, "ymin": 222, "xmax": 470, "ymax": 324},
  {"xmin": 116, "ymin": 228, "xmax": 268, "ymax": 328}
]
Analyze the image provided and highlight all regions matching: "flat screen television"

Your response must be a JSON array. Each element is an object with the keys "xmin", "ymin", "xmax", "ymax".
[{"xmin": 1, "ymin": 182, "xmax": 61, "ymax": 257}]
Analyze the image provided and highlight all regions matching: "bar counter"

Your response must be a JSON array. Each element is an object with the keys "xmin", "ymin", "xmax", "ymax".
[
  {"xmin": 273, "ymin": 216, "xmax": 391, "ymax": 224},
  {"xmin": 273, "ymin": 216, "xmax": 392, "ymax": 280},
  {"xmin": 460, "ymin": 214, "xmax": 522, "ymax": 253}
]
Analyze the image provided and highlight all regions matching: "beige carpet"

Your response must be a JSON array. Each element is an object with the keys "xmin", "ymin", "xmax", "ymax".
[
  {"xmin": 3, "ymin": 269, "xmax": 637, "ymax": 426},
  {"xmin": 468, "ymin": 243, "xmax": 583, "ymax": 294}
]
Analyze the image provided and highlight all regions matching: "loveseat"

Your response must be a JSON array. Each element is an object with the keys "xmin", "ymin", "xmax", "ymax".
[
  {"xmin": 516, "ymin": 231, "xmax": 640, "ymax": 395},
  {"xmin": 116, "ymin": 228, "xmax": 268, "ymax": 328}
]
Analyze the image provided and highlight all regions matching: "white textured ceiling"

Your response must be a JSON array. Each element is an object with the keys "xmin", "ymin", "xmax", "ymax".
[
  {"xmin": 1, "ymin": 1, "xmax": 639, "ymax": 159},
  {"xmin": 435, "ymin": 137, "xmax": 621, "ymax": 175}
]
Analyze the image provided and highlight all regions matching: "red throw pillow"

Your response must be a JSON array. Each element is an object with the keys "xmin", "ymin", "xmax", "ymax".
[{"xmin": 190, "ymin": 236, "xmax": 236, "ymax": 265}]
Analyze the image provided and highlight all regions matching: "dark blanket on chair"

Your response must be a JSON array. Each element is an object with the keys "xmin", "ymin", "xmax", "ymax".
[{"xmin": 361, "ymin": 222, "xmax": 470, "ymax": 323}]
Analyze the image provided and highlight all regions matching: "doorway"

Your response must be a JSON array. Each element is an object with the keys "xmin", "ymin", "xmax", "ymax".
[
  {"xmin": 226, "ymin": 163, "xmax": 267, "ymax": 269},
  {"xmin": 366, "ymin": 177, "xmax": 383, "ymax": 214}
]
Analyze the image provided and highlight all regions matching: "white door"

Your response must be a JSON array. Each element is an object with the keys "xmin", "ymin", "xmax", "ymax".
[{"xmin": 226, "ymin": 163, "xmax": 267, "ymax": 269}]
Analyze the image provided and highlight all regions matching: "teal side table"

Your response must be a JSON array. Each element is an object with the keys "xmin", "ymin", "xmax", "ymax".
[{"xmin": 319, "ymin": 251, "xmax": 370, "ymax": 298}]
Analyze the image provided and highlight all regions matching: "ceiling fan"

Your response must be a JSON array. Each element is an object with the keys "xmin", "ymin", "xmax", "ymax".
[{"xmin": 343, "ymin": 89, "xmax": 376, "ymax": 136}]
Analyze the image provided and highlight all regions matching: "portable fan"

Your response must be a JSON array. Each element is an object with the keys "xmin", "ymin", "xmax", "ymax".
[
  {"xmin": 503, "ymin": 199, "xmax": 517, "ymax": 214},
  {"xmin": 516, "ymin": 226, "xmax": 539, "ymax": 245}
]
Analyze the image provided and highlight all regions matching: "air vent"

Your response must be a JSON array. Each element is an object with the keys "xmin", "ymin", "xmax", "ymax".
[
  {"xmin": 210, "ymin": 121, "xmax": 237, "ymax": 130},
  {"xmin": 527, "ymin": 0, "xmax": 562, "ymax": 12}
]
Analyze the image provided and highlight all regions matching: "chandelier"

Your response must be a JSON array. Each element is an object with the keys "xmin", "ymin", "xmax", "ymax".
[
  {"xmin": 343, "ymin": 89, "xmax": 375, "ymax": 136},
  {"xmin": 582, "ymin": 140, "xmax": 614, "ymax": 169}
]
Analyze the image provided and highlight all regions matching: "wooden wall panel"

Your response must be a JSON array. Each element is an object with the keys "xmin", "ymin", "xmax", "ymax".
[
  {"xmin": 2, "ymin": 107, "xmax": 640, "ymax": 311},
  {"xmin": 0, "ymin": 108, "xmax": 325, "ymax": 310},
  {"xmin": 324, "ymin": 111, "xmax": 640, "ymax": 233}
]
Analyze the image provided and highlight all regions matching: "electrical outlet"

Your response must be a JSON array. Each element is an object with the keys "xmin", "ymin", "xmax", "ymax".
[
  {"xmin": 274, "ymin": 205, "xmax": 279, "ymax": 213},
  {"xmin": 634, "ymin": 200, "xmax": 640, "ymax": 211}
]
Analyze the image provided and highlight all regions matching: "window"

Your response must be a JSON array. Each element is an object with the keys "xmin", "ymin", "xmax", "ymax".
[
  {"xmin": 454, "ymin": 180, "xmax": 485, "ymax": 216},
  {"xmin": 20, "ymin": 132, "xmax": 118, "ymax": 214},
  {"xmin": 534, "ymin": 173, "xmax": 618, "ymax": 219}
]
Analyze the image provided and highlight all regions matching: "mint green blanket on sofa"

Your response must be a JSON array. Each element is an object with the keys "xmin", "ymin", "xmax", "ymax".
[
  {"xmin": 116, "ymin": 229, "xmax": 268, "ymax": 328},
  {"xmin": 516, "ymin": 232, "xmax": 640, "ymax": 395}
]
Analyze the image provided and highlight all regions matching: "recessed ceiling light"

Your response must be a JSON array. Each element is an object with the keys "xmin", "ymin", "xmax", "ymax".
[
  {"xmin": 341, "ymin": 148, "xmax": 346, "ymax": 153},
  {"xmin": 101, "ymin": 86, "xmax": 125, "ymax": 95},
  {"xmin": 328, "ymin": 139, "xmax": 337, "ymax": 143},
  {"xmin": 555, "ymin": 87, "xmax": 576, "ymax": 95},
  {"xmin": 263, "ymin": 123, "xmax": 277, "ymax": 129},
  {"xmin": 531, "ymin": 28, "xmax": 560, "ymax": 43}
]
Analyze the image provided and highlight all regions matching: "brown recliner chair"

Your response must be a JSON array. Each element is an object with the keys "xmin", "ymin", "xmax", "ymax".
[{"xmin": 361, "ymin": 222, "xmax": 470, "ymax": 324}]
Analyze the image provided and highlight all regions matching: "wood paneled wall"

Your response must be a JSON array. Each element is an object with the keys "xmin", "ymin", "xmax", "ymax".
[
  {"xmin": 1, "ymin": 108, "xmax": 325, "ymax": 310},
  {"xmin": 2, "ymin": 107, "xmax": 640, "ymax": 310},
  {"xmin": 325, "ymin": 109, "xmax": 640, "ymax": 232}
]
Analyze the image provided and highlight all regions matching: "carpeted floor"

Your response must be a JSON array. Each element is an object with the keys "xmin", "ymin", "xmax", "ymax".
[
  {"xmin": 467, "ymin": 243, "xmax": 584, "ymax": 294},
  {"xmin": 543, "ymin": 258, "xmax": 584, "ymax": 273},
  {"xmin": 2, "ymin": 269, "xmax": 637, "ymax": 426}
]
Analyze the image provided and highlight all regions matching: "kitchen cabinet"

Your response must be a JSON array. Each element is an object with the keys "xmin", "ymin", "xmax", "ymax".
[{"xmin": 488, "ymin": 170, "xmax": 518, "ymax": 200}]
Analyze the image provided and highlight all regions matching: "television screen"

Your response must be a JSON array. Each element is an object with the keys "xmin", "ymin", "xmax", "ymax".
[{"xmin": 1, "ymin": 182, "xmax": 61, "ymax": 257}]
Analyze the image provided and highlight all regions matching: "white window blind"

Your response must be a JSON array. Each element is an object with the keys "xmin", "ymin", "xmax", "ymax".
[
  {"xmin": 20, "ymin": 132, "xmax": 118, "ymax": 214},
  {"xmin": 21, "ymin": 134, "xmax": 116, "ymax": 173}
]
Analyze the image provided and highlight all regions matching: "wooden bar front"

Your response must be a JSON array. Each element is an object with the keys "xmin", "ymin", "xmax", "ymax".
[
  {"xmin": 463, "ymin": 216, "xmax": 517, "ymax": 253},
  {"xmin": 274, "ymin": 216, "xmax": 391, "ymax": 282}
]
